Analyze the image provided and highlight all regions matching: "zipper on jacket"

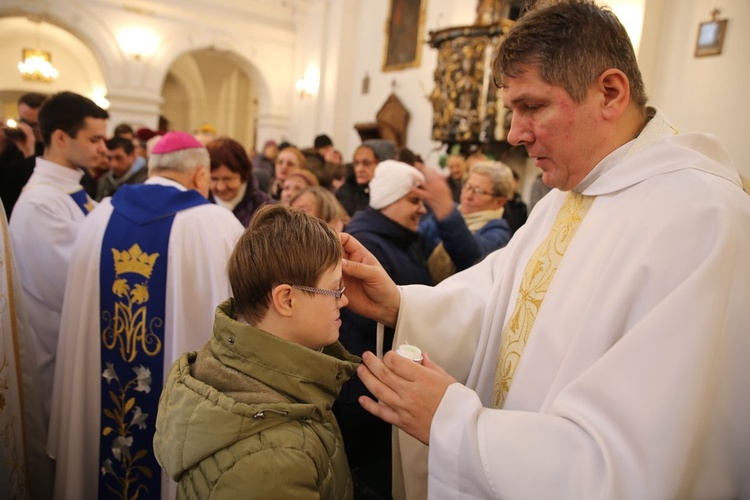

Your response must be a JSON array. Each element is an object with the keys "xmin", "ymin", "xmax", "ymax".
[{"xmin": 253, "ymin": 408, "xmax": 289, "ymax": 420}]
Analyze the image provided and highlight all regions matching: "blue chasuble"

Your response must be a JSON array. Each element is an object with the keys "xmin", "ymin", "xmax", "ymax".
[
  {"xmin": 69, "ymin": 188, "xmax": 94, "ymax": 215},
  {"xmin": 98, "ymin": 184, "xmax": 207, "ymax": 499}
]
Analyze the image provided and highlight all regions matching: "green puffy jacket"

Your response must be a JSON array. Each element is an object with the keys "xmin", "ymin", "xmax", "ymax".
[{"xmin": 154, "ymin": 299, "xmax": 360, "ymax": 499}]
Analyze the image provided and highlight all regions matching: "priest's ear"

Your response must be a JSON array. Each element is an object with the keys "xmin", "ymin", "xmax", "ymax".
[
  {"xmin": 596, "ymin": 68, "xmax": 630, "ymax": 121},
  {"xmin": 193, "ymin": 164, "xmax": 211, "ymax": 198}
]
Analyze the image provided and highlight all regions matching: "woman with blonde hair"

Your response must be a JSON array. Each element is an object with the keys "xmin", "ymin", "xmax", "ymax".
[
  {"xmin": 291, "ymin": 186, "xmax": 350, "ymax": 231},
  {"xmin": 269, "ymin": 146, "xmax": 306, "ymax": 199},
  {"xmin": 280, "ymin": 169, "xmax": 319, "ymax": 206}
]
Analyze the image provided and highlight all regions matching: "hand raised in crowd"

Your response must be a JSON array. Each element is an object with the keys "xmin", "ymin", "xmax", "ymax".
[
  {"xmin": 1, "ymin": 119, "xmax": 36, "ymax": 157},
  {"xmin": 14, "ymin": 120, "xmax": 36, "ymax": 158},
  {"xmin": 340, "ymin": 232, "xmax": 401, "ymax": 327},
  {"xmin": 412, "ymin": 163, "xmax": 455, "ymax": 220},
  {"xmin": 357, "ymin": 351, "xmax": 457, "ymax": 445}
]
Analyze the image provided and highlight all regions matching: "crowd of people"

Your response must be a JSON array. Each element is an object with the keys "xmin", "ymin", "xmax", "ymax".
[{"xmin": 1, "ymin": 1, "xmax": 748, "ymax": 499}]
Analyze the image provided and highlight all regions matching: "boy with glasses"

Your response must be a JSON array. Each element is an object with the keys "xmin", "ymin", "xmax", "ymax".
[{"xmin": 154, "ymin": 204, "xmax": 359, "ymax": 499}]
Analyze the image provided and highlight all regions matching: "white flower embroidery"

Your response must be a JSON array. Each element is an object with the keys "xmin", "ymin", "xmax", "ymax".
[
  {"xmin": 102, "ymin": 363, "xmax": 119, "ymax": 384},
  {"xmin": 132, "ymin": 365, "xmax": 152, "ymax": 393},
  {"xmin": 112, "ymin": 435, "xmax": 133, "ymax": 462},
  {"xmin": 130, "ymin": 406, "xmax": 148, "ymax": 430},
  {"xmin": 101, "ymin": 458, "xmax": 115, "ymax": 477}
]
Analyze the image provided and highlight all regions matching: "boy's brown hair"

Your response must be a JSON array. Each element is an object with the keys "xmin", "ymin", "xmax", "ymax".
[{"xmin": 228, "ymin": 204, "xmax": 342, "ymax": 324}]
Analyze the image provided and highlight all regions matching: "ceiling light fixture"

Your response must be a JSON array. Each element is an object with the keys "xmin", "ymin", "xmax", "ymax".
[{"xmin": 18, "ymin": 22, "xmax": 59, "ymax": 82}]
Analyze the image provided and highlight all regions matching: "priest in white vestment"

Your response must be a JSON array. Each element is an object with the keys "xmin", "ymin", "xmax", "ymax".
[
  {"xmin": 340, "ymin": 3, "xmax": 750, "ymax": 499},
  {"xmin": 48, "ymin": 132, "xmax": 244, "ymax": 500},
  {"xmin": 9, "ymin": 92, "xmax": 108, "ymax": 427},
  {"xmin": 0, "ymin": 202, "xmax": 54, "ymax": 500}
]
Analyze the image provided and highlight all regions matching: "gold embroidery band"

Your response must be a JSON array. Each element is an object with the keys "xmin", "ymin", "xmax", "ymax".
[{"xmin": 492, "ymin": 192, "xmax": 595, "ymax": 408}]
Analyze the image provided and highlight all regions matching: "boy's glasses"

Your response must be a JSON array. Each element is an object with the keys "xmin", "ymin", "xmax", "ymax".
[{"xmin": 291, "ymin": 284, "xmax": 346, "ymax": 300}]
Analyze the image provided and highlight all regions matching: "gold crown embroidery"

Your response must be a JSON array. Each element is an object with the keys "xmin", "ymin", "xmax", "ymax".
[{"xmin": 113, "ymin": 244, "xmax": 159, "ymax": 279}]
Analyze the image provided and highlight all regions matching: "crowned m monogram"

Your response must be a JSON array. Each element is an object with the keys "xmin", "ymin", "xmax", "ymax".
[{"xmin": 102, "ymin": 244, "xmax": 162, "ymax": 361}]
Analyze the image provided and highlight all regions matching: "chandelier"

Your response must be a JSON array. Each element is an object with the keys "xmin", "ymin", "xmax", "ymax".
[{"xmin": 18, "ymin": 22, "xmax": 59, "ymax": 83}]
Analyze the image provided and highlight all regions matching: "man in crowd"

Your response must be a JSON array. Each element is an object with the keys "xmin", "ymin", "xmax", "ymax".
[
  {"xmin": 0, "ymin": 92, "xmax": 47, "ymax": 215},
  {"xmin": 9, "ymin": 92, "xmax": 107, "ymax": 427},
  {"xmin": 48, "ymin": 131, "xmax": 244, "ymax": 500},
  {"xmin": 336, "ymin": 138, "xmax": 396, "ymax": 216},
  {"xmin": 96, "ymin": 135, "xmax": 148, "ymax": 200},
  {"xmin": 314, "ymin": 133, "xmax": 334, "ymax": 160},
  {"xmin": 340, "ymin": 1, "xmax": 750, "ymax": 498}
]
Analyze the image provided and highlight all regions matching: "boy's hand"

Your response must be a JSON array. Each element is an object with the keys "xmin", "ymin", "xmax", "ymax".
[{"xmin": 340, "ymin": 233, "xmax": 400, "ymax": 327}]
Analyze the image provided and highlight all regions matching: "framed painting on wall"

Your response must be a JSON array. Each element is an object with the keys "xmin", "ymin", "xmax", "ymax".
[
  {"xmin": 382, "ymin": 0, "xmax": 427, "ymax": 72},
  {"xmin": 695, "ymin": 16, "xmax": 728, "ymax": 57}
]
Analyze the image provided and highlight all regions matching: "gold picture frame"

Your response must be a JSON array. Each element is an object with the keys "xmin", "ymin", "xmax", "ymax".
[
  {"xmin": 382, "ymin": 0, "xmax": 427, "ymax": 72},
  {"xmin": 695, "ymin": 18, "xmax": 728, "ymax": 57}
]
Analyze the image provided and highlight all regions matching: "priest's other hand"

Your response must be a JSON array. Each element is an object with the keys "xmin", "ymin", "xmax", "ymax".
[
  {"xmin": 357, "ymin": 350, "xmax": 457, "ymax": 445},
  {"xmin": 340, "ymin": 232, "xmax": 401, "ymax": 327}
]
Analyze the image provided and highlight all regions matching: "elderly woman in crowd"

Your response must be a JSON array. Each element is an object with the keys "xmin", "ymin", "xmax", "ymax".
[
  {"xmin": 419, "ymin": 160, "xmax": 513, "ymax": 283},
  {"xmin": 290, "ymin": 186, "xmax": 349, "ymax": 231},
  {"xmin": 206, "ymin": 137, "xmax": 274, "ymax": 227},
  {"xmin": 269, "ymin": 146, "xmax": 306, "ymax": 199},
  {"xmin": 279, "ymin": 169, "xmax": 319, "ymax": 205}
]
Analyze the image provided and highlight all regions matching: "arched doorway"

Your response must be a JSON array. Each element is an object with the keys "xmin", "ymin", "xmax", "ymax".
[{"xmin": 162, "ymin": 49, "xmax": 259, "ymax": 151}]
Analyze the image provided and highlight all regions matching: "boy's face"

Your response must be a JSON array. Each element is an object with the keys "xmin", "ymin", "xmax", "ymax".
[{"xmin": 291, "ymin": 263, "xmax": 347, "ymax": 350}]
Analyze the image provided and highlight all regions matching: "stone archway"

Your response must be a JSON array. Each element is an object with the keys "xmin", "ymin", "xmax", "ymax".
[{"xmin": 161, "ymin": 48, "xmax": 259, "ymax": 150}]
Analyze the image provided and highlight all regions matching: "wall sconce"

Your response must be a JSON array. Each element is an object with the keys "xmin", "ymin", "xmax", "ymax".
[
  {"xmin": 295, "ymin": 65, "xmax": 319, "ymax": 99},
  {"xmin": 117, "ymin": 26, "xmax": 159, "ymax": 60}
]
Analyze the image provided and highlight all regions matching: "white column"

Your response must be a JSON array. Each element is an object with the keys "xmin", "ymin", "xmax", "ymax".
[{"xmin": 105, "ymin": 88, "xmax": 163, "ymax": 131}]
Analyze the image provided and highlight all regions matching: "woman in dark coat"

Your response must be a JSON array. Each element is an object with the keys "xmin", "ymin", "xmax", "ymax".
[
  {"xmin": 206, "ymin": 137, "xmax": 274, "ymax": 226},
  {"xmin": 334, "ymin": 160, "xmax": 432, "ymax": 499}
]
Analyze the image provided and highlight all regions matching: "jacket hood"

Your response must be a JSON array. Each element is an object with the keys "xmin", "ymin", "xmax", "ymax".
[
  {"xmin": 346, "ymin": 206, "xmax": 419, "ymax": 244},
  {"xmin": 154, "ymin": 299, "xmax": 360, "ymax": 480},
  {"xmin": 579, "ymin": 108, "xmax": 740, "ymax": 197}
]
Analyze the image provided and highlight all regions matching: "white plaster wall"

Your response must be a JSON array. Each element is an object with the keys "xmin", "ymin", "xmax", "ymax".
[
  {"xmin": 642, "ymin": 0, "xmax": 750, "ymax": 179},
  {"xmin": 337, "ymin": 0, "xmax": 477, "ymax": 165}
]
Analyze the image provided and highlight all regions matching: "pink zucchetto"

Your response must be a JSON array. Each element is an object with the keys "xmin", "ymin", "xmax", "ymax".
[{"xmin": 151, "ymin": 131, "xmax": 204, "ymax": 155}]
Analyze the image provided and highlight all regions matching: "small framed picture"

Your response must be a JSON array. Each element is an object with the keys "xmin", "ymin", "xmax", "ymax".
[{"xmin": 695, "ymin": 19, "xmax": 728, "ymax": 57}]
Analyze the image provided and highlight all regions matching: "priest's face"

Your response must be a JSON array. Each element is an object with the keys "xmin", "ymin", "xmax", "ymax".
[{"xmin": 502, "ymin": 64, "xmax": 602, "ymax": 191}]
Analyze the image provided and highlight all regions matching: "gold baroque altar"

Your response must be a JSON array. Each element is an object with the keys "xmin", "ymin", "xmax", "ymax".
[{"xmin": 428, "ymin": 20, "xmax": 514, "ymax": 144}]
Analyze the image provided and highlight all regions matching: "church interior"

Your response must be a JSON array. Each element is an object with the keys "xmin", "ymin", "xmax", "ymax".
[
  {"xmin": 1, "ymin": 1, "xmax": 750, "ymax": 499},
  {"xmin": 1, "ymin": 0, "xmax": 747, "ymax": 200}
]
